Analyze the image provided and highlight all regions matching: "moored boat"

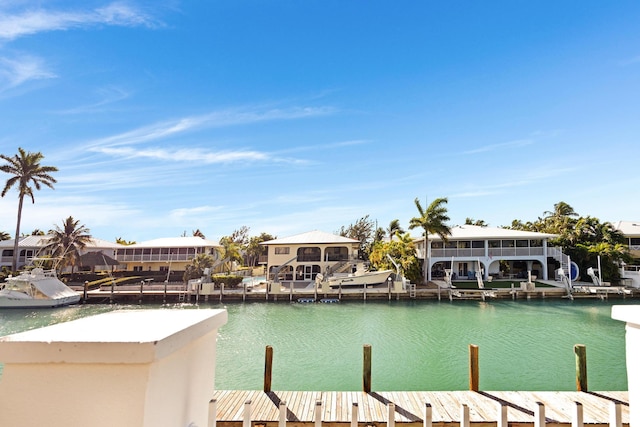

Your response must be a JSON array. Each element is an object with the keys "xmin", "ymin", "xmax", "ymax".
[
  {"xmin": 0, "ymin": 268, "xmax": 81, "ymax": 308},
  {"xmin": 321, "ymin": 267, "xmax": 394, "ymax": 288}
]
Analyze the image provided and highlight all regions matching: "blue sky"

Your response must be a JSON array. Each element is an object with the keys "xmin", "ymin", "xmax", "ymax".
[{"xmin": 1, "ymin": 1, "xmax": 639, "ymax": 243}]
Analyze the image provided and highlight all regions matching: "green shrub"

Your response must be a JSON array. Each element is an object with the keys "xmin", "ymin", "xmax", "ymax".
[{"xmin": 211, "ymin": 275, "xmax": 243, "ymax": 289}]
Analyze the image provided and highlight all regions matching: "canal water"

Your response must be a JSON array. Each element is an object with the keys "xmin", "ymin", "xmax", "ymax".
[{"xmin": 0, "ymin": 299, "xmax": 633, "ymax": 391}]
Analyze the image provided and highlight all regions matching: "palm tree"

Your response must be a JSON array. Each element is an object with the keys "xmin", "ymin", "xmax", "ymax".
[
  {"xmin": 218, "ymin": 236, "xmax": 243, "ymax": 273},
  {"xmin": 1, "ymin": 148, "xmax": 58, "ymax": 271},
  {"xmin": 409, "ymin": 197, "xmax": 451, "ymax": 283},
  {"xmin": 44, "ymin": 216, "xmax": 92, "ymax": 273},
  {"xmin": 387, "ymin": 219, "xmax": 405, "ymax": 241},
  {"xmin": 0, "ymin": 231, "xmax": 10, "ymax": 241}
]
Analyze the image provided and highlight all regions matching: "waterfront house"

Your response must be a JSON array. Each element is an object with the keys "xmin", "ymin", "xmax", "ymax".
[
  {"xmin": 0, "ymin": 235, "xmax": 122, "ymax": 272},
  {"xmin": 613, "ymin": 221, "xmax": 640, "ymax": 260},
  {"xmin": 413, "ymin": 225, "xmax": 559, "ymax": 282},
  {"xmin": 114, "ymin": 236, "xmax": 221, "ymax": 274},
  {"xmin": 260, "ymin": 230, "xmax": 360, "ymax": 286}
]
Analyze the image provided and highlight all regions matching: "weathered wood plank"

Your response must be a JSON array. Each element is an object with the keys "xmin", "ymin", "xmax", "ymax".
[{"xmin": 212, "ymin": 390, "xmax": 630, "ymax": 425}]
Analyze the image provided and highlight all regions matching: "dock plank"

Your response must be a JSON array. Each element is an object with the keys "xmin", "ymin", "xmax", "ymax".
[{"xmin": 213, "ymin": 390, "xmax": 629, "ymax": 425}]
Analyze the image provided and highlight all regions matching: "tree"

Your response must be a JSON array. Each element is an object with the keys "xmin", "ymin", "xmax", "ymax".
[
  {"xmin": 245, "ymin": 232, "xmax": 275, "ymax": 267},
  {"xmin": 338, "ymin": 215, "xmax": 375, "ymax": 260},
  {"xmin": 0, "ymin": 231, "xmax": 10, "ymax": 241},
  {"xmin": 218, "ymin": 236, "xmax": 243, "ymax": 273},
  {"xmin": 409, "ymin": 197, "xmax": 451, "ymax": 283},
  {"xmin": 183, "ymin": 253, "xmax": 215, "ymax": 282},
  {"xmin": 369, "ymin": 232, "xmax": 422, "ymax": 284},
  {"xmin": 192, "ymin": 229, "xmax": 206, "ymax": 239},
  {"xmin": 115, "ymin": 237, "xmax": 136, "ymax": 245},
  {"xmin": 29, "ymin": 229, "xmax": 45, "ymax": 236},
  {"xmin": 464, "ymin": 218, "xmax": 488, "ymax": 227},
  {"xmin": 387, "ymin": 219, "xmax": 405, "ymax": 240},
  {"xmin": 1, "ymin": 148, "xmax": 58, "ymax": 271},
  {"xmin": 44, "ymin": 216, "xmax": 92, "ymax": 273}
]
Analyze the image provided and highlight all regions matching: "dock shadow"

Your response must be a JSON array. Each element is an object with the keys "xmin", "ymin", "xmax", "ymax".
[
  {"xmin": 477, "ymin": 391, "xmax": 559, "ymax": 424},
  {"xmin": 586, "ymin": 391, "xmax": 629, "ymax": 406},
  {"xmin": 367, "ymin": 392, "xmax": 422, "ymax": 422},
  {"xmin": 265, "ymin": 391, "xmax": 301, "ymax": 422}
]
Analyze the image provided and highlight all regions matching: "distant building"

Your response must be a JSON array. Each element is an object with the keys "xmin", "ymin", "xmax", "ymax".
[
  {"xmin": 260, "ymin": 230, "xmax": 360, "ymax": 285},
  {"xmin": 612, "ymin": 221, "xmax": 640, "ymax": 260},
  {"xmin": 114, "ymin": 236, "xmax": 221, "ymax": 273},
  {"xmin": 0, "ymin": 235, "xmax": 121, "ymax": 271},
  {"xmin": 413, "ymin": 225, "xmax": 559, "ymax": 282}
]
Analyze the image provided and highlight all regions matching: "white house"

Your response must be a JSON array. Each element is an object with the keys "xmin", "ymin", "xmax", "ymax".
[
  {"xmin": 260, "ymin": 230, "xmax": 360, "ymax": 286},
  {"xmin": 114, "ymin": 236, "xmax": 221, "ymax": 273},
  {"xmin": 413, "ymin": 225, "xmax": 559, "ymax": 282},
  {"xmin": 0, "ymin": 235, "xmax": 122, "ymax": 271}
]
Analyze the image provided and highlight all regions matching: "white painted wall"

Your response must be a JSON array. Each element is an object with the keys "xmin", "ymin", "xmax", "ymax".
[
  {"xmin": 0, "ymin": 309, "xmax": 227, "ymax": 427},
  {"xmin": 612, "ymin": 305, "xmax": 640, "ymax": 427}
]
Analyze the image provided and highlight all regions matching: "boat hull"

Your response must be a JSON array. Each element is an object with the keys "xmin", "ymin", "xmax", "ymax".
[
  {"xmin": 328, "ymin": 270, "xmax": 393, "ymax": 288},
  {"xmin": 0, "ymin": 294, "xmax": 81, "ymax": 309}
]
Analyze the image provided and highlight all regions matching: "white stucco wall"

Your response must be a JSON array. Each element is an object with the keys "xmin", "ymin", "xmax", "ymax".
[
  {"xmin": 611, "ymin": 305, "xmax": 640, "ymax": 427},
  {"xmin": 0, "ymin": 309, "xmax": 227, "ymax": 427}
]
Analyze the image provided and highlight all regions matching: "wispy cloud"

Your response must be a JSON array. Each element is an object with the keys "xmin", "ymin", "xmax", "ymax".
[
  {"xmin": 0, "ymin": 54, "xmax": 55, "ymax": 92},
  {"xmin": 86, "ymin": 106, "xmax": 336, "ymax": 147},
  {"xmin": 463, "ymin": 139, "xmax": 534, "ymax": 155},
  {"xmin": 97, "ymin": 146, "xmax": 284, "ymax": 165},
  {"xmin": 54, "ymin": 86, "xmax": 131, "ymax": 115},
  {"xmin": 0, "ymin": 2, "xmax": 158, "ymax": 41}
]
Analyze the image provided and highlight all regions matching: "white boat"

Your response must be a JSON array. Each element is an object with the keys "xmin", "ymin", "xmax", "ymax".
[
  {"xmin": 0, "ymin": 268, "xmax": 81, "ymax": 308},
  {"xmin": 321, "ymin": 267, "xmax": 394, "ymax": 288}
]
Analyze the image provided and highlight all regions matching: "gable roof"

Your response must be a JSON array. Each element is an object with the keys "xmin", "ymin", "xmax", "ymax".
[
  {"xmin": 128, "ymin": 236, "xmax": 220, "ymax": 248},
  {"xmin": 0, "ymin": 235, "xmax": 123, "ymax": 249},
  {"xmin": 261, "ymin": 230, "xmax": 359, "ymax": 245},
  {"xmin": 415, "ymin": 225, "xmax": 557, "ymax": 241}
]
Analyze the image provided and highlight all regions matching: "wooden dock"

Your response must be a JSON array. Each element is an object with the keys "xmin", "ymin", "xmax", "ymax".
[{"xmin": 212, "ymin": 389, "xmax": 630, "ymax": 426}]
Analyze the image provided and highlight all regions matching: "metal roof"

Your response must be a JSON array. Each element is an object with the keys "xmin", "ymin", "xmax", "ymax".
[
  {"xmin": 612, "ymin": 221, "xmax": 640, "ymax": 236},
  {"xmin": 414, "ymin": 225, "xmax": 557, "ymax": 241},
  {"xmin": 128, "ymin": 236, "xmax": 220, "ymax": 248},
  {"xmin": 261, "ymin": 230, "xmax": 360, "ymax": 245}
]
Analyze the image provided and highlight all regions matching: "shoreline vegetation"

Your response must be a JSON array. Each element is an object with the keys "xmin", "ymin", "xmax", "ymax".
[{"xmin": 1, "ymin": 149, "xmax": 636, "ymax": 290}]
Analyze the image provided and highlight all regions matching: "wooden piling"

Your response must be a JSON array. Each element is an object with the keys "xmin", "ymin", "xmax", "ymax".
[
  {"xmin": 363, "ymin": 344, "xmax": 372, "ymax": 392},
  {"xmin": 574, "ymin": 344, "xmax": 588, "ymax": 392},
  {"xmin": 469, "ymin": 344, "xmax": 479, "ymax": 391},
  {"xmin": 264, "ymin": 345, "xmax": 273, "ymax": 392}
]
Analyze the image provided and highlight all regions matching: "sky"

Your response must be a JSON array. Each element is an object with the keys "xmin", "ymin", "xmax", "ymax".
[{"xmin": 0, "ymin": 1, "xmax": 639, "ymax": 243}]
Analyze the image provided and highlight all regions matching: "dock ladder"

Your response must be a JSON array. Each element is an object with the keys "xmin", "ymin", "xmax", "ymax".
[{"xmin": 408, "ymin": 283, "xmax": 416, "ymax": 299}]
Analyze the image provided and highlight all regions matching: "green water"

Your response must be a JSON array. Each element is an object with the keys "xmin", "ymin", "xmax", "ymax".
[{"xmin": 0, "ymin": 299, "xmax": 634, "ymax": 391}]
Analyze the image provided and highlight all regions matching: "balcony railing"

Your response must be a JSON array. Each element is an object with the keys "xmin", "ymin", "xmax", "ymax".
[{"xmin": 429, "ymin": 247, "xmax": 545, "ymax": 258}]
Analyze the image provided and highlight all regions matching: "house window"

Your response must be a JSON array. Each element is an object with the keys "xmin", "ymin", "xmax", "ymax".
[
  {"xmin": 325, "ymin": 246, "xmax": 348, "ymax": 261},
  {"xmin": 516, "ymin": 240, "xmax": 529, "ymax": 247},
  {"xmin": 472, "ymin": 241, "xmax": 484, "ymax": 248},
  {"xmin": 133, "ymin": 266, "xmax": 143, "ymax": 272},
  {"xmin": 297, "ymin": 247, "xmax": 321, "ymax": 262},
  {"xmin": 457, "ymin": 241, "xmax": 471, "ymax": 249},
  {"xmin": 501, "ymin": 240, "xmax": 515, "ymax": 247},
  {"xmin": 630, "ymin": 238, "xmax": 640, "ymax": 246},
  {"xmin": 159, "ymin": 266, "xmax": 169, "ymax": 272},
  {"xmin": 275, "ymin": 247, "xmax": 290, "ymax": 255},
  {"xmin": 431, "ymin": 241, "xmax": 444, "ymax": 249},
  {"xmin": 488, "ymin": 240, "xmax": 500, "ymax": 248}
]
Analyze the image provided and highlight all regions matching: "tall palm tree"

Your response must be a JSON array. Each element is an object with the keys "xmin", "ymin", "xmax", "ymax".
[
  {"xmin": 44, "ymin": 216, "xmax": 92, "ymax": 273},
  {"xmin": 387, "ymin": 219, "xmax": 405, "ymax": 241},
  {"xmin": 0, "ymin": 231, "xmax": 10, "ymax": 241},
  {"xmin": 1, "ymin": 148, "xmax": 58, "ymax": 271},
  {"xmin": 409, "ymin": 197, "xmax": 451, "ymax": 283}
]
